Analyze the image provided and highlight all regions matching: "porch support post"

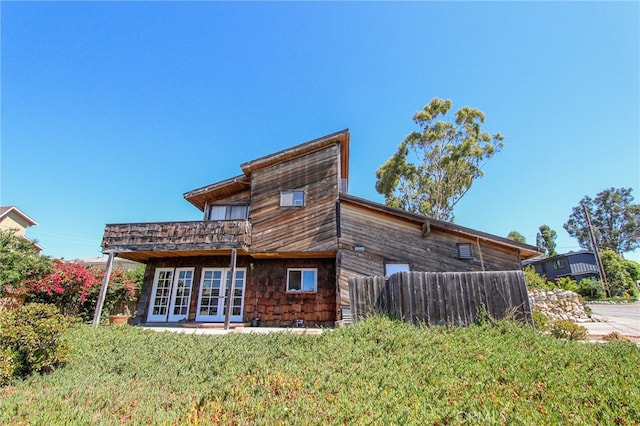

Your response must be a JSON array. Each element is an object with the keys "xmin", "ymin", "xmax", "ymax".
[
  {"xmin": 93, "ymin": 251, "xmax": 116, "ymax": 327},
  {"xmin": 224, "ymin": 249, "xmax": 237, "ymax": 330}
]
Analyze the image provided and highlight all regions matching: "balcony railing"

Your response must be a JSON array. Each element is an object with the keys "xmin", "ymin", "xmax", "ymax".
[{"xmin": 102, "ymin": 220, "xmax": 251, "ymax": 253}]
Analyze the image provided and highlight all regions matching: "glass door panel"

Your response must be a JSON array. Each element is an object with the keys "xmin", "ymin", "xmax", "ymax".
[
  {"xmin": 168, "ymin": 268, "xmax": 194, "ymax": 322},
  {"xmin": 148, "ymin": 269, "xmax": 174, "ymax": 322},
  {"xmin": 196, "ymin": 269, "xmax": 224, "ymax": 321},
  {"xmin": 196, "ymin": 268, "xmax": 246, "ymax": 322}
]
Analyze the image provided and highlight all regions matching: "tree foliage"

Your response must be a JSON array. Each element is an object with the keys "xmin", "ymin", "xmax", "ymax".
[
  {"xmin": 24, "ymin": 261, "xmax": 102, "ymax": 317},
  {"xmin": 536, "ymin": 224, "xmax": 558, "ymax": 257},
  {"xmin": 0, "ymin": 229, "xmax": 52, "ymax": 296},
  {"xmin": 375, "ymin": 98, "xmax": 504, "ymax": 222},
  {"xmin": 507, "ymin": 231, "xmax": 527, "ymax": 243},
  {"xmin": 563, "ymin": 187, "xmax": 640, "ymax": 254},
  {"xmin": 600, "ymin": 249, "xmax": 639, "ymax": 298}
]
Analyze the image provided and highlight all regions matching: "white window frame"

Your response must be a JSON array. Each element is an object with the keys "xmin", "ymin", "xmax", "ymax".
[
  {"xmin": 385, "ymin": 262, "xmax": 410, "ymax": 277},
  {"xmin": 280, "ymin": 190, "xmax": 305, "ymax": 207},
  {"xmin": 286, "ymin": 268, "xmax": 317, "ymax": 293},
  {"xmin": 207, "ymin": 205, "xmax": 248, "ymax": 221}
]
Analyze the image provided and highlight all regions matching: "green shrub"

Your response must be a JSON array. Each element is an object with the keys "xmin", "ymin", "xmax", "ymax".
[
  {"xmin": 555, "ymin": 277, "xmax": 578, "ymax": 292},
  {"xmin": 549, "ymin": 319, "xmax": 587, "ymax": 341},
  {"xmin": 524, "ymin": 265, "xmax": 555, "ymax": 290},
  {"xmin": 532, "ymin": 311, "xmax": 550, "ymax": 331},
  {"xmin": 577, "ymin": 278, "xmax": 605, "ymax": 300},
  {"xmin": 0, "ymin": 303, "xmax": 74, "ymax": 385}
]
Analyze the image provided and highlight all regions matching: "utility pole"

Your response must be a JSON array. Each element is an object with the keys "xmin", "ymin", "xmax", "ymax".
[{"xmin": 584, "ymin": 205, "xmax": 609, "ymax": 297}]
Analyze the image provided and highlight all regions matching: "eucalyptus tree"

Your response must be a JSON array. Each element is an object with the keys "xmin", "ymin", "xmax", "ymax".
[
  {"xmin": 375, "ymin": 98, "xmax": 504, "ymax": 222},
  {"xmin": 536, "ymin": 225, "xmax": 558, "ymax": 257}
]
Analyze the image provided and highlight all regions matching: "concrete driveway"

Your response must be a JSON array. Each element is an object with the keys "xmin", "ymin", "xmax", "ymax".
[{"xmin": 582, "ymin": 302, "xmax": 640, "ymax": 339}]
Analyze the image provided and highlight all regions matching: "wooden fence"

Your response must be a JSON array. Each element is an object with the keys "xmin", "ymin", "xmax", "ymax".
[{"xmin": 348, "ymin": 271, "xmax": 532, "ymax": 326}]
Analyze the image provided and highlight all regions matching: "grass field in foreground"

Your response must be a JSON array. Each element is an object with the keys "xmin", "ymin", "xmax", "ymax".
[{"xmin": 1, "ymin": 317, "xmax": 639, "ymax": 425}]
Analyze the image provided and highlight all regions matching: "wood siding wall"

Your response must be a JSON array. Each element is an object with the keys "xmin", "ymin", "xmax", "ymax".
[
  {"xmin": 337, "ymin": 202, "xmax": 522, "ymax": 307},
  {"xmin": 135, "ymin": 256, "xmax": 336, "ymax": 326},
  {"xmin": 349, "ymin": 271, "xmax": 532, "ymax": 327},
  {"xmin": 206, "ymin": 189, "xmax": 251, "ymax": 207},
  {"xmin": 249, "ymin": 145, "xmax": 340, "ymax": 253}
]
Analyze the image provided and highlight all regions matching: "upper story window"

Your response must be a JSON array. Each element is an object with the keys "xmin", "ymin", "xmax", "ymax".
[
  {"xmin": 457, "ymin": 243, "xmax": 473, "ymax": 260},
  {"xmin": 207, "ymin": 205, "xmax": 249, "ymax": 221},
  {"xmin": 280, "ymin": 190, "xmax": 305, "ymax": 207},
  {"xmin": 553, "ymin": 259, "xmax": 564, "ymax": 270}
]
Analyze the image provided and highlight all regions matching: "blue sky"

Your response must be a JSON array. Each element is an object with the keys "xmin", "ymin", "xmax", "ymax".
[{"xmin": 2, "ymin": 1, "xmax": 638, "ymax": 262}]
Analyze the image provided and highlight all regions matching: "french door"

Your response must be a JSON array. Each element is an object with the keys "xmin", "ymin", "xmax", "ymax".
[
  {"xmin": 147, "ymin": 268, "xmax": 194, "ymax": 322},
  {"xmin": 196, "ymin": 268, "xmax": 246, "ymax": 322}
]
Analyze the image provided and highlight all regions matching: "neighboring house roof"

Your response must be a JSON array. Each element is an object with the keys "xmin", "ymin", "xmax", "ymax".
[
  {"xmin": 0, "ymin": 206, "xmax": 38, "ymax": 227},
  {"xmin": 340, "ymin": 193, "xmax": 541, "ymax": 260},
  {"xmin": 522, "ymin": 250, "xmax": 594, "ymax": 266},
  {"xmin": 77, "ymin": 255, "xmax": 141, "ymax": 270},
  {"xmin": 0, "ymin": 206, "xmax": 43, "ymax": 251},
  {"xmin": 183, "ymin": 129, "xmax": 350, "ymax": 212}
]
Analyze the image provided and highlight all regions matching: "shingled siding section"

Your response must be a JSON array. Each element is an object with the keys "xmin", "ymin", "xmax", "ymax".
[
  {"xmin": 245, "ymin": 258, "xmax": 336, "ymax": 327},
  {"xmin": 102, "ymin": 220, "xmax": 251, "ymax": 252},
  {"xmin": 136, "ymin": 256, "xmax": 336, "ymax": 326}
]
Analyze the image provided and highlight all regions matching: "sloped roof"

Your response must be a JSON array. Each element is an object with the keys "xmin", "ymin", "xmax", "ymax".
[
  {"xmin": 0, "ymin": 206, "xmax": 38, "ymax": 227},
  {"xmin": 184, "ymin": 129, "xmax": 350, "ymax": 211},
  {"xmin": 240, "ymin": 129, "xmax": 349, "ymax": 177},
  {"xmin": 339, "ymin": 193, "xmax": 542, "ymax": 260},
  {"xmin": 183, "ymin": 175, "xmax": 251, "ymax": 212}
]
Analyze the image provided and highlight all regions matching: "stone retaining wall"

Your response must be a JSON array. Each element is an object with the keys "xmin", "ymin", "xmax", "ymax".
[{"xmin": 528, "ymin": 289, "xmax": 591, "ymax": 322}]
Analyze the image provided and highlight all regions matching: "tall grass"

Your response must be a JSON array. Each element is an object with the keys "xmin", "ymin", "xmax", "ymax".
[{"xmin": 1, "ymin": 317, "xmax": 638, "ymax": 425}]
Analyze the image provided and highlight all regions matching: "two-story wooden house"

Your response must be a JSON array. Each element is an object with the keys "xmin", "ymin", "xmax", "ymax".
[{"xmin": 102, "ymin": 130, "xmax": 540, "ymax": 326}]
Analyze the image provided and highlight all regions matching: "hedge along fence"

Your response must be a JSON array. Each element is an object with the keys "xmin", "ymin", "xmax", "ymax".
[{"xmin": 348, "ymin": 271, "xmax": 533, "ymax": 327}]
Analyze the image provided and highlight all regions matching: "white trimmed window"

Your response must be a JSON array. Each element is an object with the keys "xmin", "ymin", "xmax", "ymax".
[
  {"xmin": 280, "ymin": 190, "xmax": 305, "ymax": 207},
  {"xmin": 385, "ymin": 262, "xmax": 410, "ymax": 276},
  {"xmin": 457, "ymin": 243, "xmax": 473, "ymax": 259},
  {"xmin": 287, "ymin": 268, "xmax": 317, "ymax": 292},
  {"xmin": 207, "ymin": 205, "xmax": 248, "ymax": 220}
]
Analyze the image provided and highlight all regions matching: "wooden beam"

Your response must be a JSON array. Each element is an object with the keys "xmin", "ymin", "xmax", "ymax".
[
  {"xmin": 92, "ymin": 252, "xmax": 115, "ymax": 327},
  {"xmin": 223, "ymin": 249, "xmax": 237, "ymax": 330},
  {"xmin": 476, "ymin": 237, "xmax": 486, "ymax": 271},
  {"xmin": 422, "ymin": 221, "xmax": 431, "ymax": 237}
]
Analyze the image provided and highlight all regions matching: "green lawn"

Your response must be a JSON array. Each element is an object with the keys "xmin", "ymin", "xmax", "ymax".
[{"xmin": 1, "ymin": 317, "xmax": 639, "ymax": 425}]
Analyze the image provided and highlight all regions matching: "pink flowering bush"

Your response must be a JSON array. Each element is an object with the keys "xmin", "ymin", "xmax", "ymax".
[
  {"xmin": 23, "ymin": 261, "xmax": 142, "ymax": 321},
  {"xmin": 24, "ymin": 261, "xmax": 101, "ymax": 317}
]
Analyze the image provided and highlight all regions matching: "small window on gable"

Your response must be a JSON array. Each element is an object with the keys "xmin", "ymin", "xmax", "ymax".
[
  {"xmin": 287, "ymin": 268, "xmax": 317, "ymax": 292},
  {"xmin": 457, "ymin": 243, "xmax": 473, "ymax": 260},
  {"xmin": 280, "ymin": 190, "xmax": 305, "ymax": 207},
  {"xmin": 385, "ymin": 262, "xmax": 410, "ymax": 276}
]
